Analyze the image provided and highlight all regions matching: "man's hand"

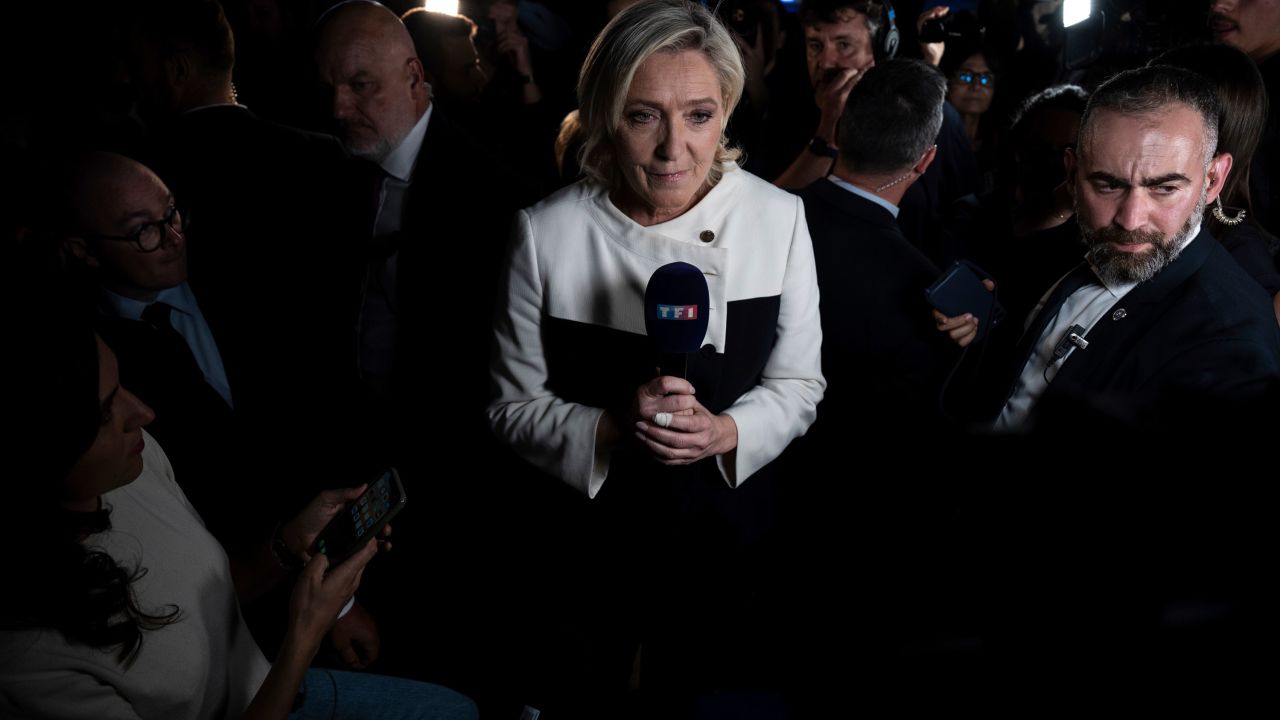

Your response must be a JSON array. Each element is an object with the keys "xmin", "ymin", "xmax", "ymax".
[
  {"xmin": 328, "ymin": 601, "xmax": 380, "ymax": 670},
  {"xmin": 917, "ymin": 5, "xmax": 949, "ymax": 66},
  {"xmin": 932, "ymin": 278, "xmax": 996, "ymax": 348},
  {"xmin": 814, "ymin": 67, "xmax": 862, "ymax": 142}
]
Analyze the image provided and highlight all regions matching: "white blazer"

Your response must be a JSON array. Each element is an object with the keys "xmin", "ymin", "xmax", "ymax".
[{"xmin": 488, "ymin": 164, "xmax": 825, "ymax": 497}]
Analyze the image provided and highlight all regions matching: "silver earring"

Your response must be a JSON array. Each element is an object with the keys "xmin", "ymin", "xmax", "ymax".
[{"xmin": 1212, "ymin": 196, "xmax": 1246, "ymax": 226}]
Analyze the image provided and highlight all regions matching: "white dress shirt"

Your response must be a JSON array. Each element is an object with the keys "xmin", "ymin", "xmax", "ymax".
[
  {"xmin": 996, "ymin": 223, "xmax": 1200, "ymax": 430},
  {"xmin": 360, "ymin": 104, "xmax": 433, "ymax": 385},
  {"xmin": 826, "ymin": 175, "xmax": 900, "ymax": 218}
]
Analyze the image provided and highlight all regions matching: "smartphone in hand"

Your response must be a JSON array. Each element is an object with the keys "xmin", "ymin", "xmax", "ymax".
[
  {"xmin": 312, "ymin": 468, "xmax": 406, "ymax": 565},
  {"xmin": 926, "ymin": 261, "xmax": 1002, "ymax": 342}
]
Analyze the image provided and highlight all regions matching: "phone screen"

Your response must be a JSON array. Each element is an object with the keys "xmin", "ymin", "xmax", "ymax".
[{"xmin": 313, "ymin": 469, "xmax": 405, "ymax": 564}]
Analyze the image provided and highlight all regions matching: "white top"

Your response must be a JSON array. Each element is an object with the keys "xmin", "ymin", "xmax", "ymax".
[
  {"xmin": 997, "ymin": 224, "xmax": 1200, "ymax": 430},
  {"xmin": 488, "ymin": 164, "xmax": 826, "ymax": 498},
  {"xmin": 0, "ymin": 432, "xmax": 271, "ymax": 720}
]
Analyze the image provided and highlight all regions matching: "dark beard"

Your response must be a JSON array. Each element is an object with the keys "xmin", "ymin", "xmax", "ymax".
[{"xmin": 1080, "ymin": 194, "xmax": 1204, "ymax": 286}]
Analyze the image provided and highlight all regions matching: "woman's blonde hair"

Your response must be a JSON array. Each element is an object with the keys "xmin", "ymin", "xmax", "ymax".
[{"xmin": 577, "ymin": 0, "xmax": 745, "ymax": 190}]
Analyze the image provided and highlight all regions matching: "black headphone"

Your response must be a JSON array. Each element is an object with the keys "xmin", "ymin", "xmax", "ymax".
[{"xmin": 875, "ymin": 1, "xmax": 901, "ymax": 60}]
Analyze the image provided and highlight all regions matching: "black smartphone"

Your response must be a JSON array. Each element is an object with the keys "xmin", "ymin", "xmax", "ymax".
[
  {"xmin": 920, "ymin": 11, "xmax": 984, "ymax": 45},
  {"xmin": 919, "ymin": 17, "xmax": 950, "ymax": 43},
  {"xmin": 312, "ymin": 468, "xmax": 406, "ymax": 565},
  {"xmin": 925, "ymin": 261, "xmax": 1002, "ymax": 341}
]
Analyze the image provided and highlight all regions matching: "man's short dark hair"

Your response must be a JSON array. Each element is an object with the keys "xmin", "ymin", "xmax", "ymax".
[
  {"xmin": 401, "ymin": 8, "xmax": 479, "ymax": 75},
  {"xmin": 798, "ymin": 0, "xmax": 884, "ymax": 38},
  {"xmin": 133, "ymin": 0, "xmax": 235, "ymax": 74},
  {"xmin": 836, "ymin": 58, "xmax": 945, "ymax": 174},
  {"xmin": 1010, "ymin": 83, "xmax": 1089, "ymax": 136},
  {"xmin": 1081, "ymin": 65, "xmax": 1221, "ymax": 166}
]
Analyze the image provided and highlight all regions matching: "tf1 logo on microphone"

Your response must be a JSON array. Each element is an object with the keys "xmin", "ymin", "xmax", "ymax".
[{"xmin": 656, "ymin": 304, "xmax": 699, "ymax": 320}]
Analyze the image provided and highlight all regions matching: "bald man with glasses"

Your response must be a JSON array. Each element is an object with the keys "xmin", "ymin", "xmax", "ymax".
[{"xmin": 63, "ymin": 152, "xmax": 245, "ymax": 533}]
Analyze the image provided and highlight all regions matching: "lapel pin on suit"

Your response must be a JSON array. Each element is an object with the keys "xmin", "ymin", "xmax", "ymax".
[{"xmin": 1112, "ymin": 308, "xmax": 1128, "ymax": 321}]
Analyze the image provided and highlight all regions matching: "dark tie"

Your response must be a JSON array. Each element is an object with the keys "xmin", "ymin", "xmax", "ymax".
[
  {"xmin": 140, "ymin": 301, "xmax": 236, "ymax": 412},
  {"xmin": 141, "ymin": 302, "xmax": 208, "ymax": 387},
  {"xmin": 1003, "ymin": 262, "xmax": 1100, "ymax": 400},
  {"xmin": 142, "ymin": 301, "xmax": 180, "ymax": 338}
]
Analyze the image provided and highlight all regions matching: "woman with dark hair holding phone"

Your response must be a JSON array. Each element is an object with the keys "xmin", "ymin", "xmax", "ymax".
[
  {"xmin": 0, "ymin": 295, "xmax": 475, "ymax": 719},
  {"xmin": 1154, "ymin": 43, "xmax": 1280, "ymax": 323}
]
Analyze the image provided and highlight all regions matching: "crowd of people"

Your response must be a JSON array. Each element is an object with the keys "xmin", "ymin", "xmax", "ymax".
[{"xmin": 3, "ymin": 0, "xmax": 1279, "ymax": 718}]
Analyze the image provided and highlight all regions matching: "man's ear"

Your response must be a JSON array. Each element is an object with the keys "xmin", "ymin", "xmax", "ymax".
[
  {"xmin": 165, "ymin": 53, "xmax": 186, "ymax": 88},
  {"xmin": 63, "ymin": 237, "xmax": 99, "ymax": 269},
  {"xmin": 407, "ymin": 56, "xmax": 427, "ymax": 89},
  {"xmin": 913, "ymin": 144, "xmax": 938, "ymax": 176},
  {"xmin": 1205, "ymin": 152, "xmax": 1234, "ymax": 205}
]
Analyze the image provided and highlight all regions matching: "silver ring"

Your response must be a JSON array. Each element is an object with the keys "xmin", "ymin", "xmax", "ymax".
[{"xmin": 653, "ymin": 412, "xmax": 673, "ymax": 428}]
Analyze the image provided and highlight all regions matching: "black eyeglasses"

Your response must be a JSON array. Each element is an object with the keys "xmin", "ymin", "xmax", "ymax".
[
  {"xmin": 956, "ymin": 70, "xmax": 995, "ymax": 87},
  {"xmin": 83, "ymin": 204, "xmax": 187, "ymax": 253}
]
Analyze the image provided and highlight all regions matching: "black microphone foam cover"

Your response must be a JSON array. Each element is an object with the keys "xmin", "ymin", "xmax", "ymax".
[{"xmin": 644, "ymin": 261, "xmax": 710, "ymax": 354}]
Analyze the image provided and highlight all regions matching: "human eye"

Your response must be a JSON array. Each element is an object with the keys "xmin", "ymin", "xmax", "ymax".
[
  {"xmin": 627, "ymin": 109, "xmax": 657, "ymax": 125},
  {"xmin": 1151, "ymin": 185, "xmax": 1179, "ymax": 196},
  {"xmin": 134, "ymin": 220, "xmax": 165, "ymax": 250},
  {"xmin": 125, "ymin": 221, "xmax": 151, "ymax": 243},
  {"xmin": 806, "ymin": 40, "xmax": 821, "ymax": 55},
  {"xmin": 99, "ymin": 389, "xmax": 118, "ymax": 425},
  {"xmin": 689, "ymin": 109, "xmax": 715, "ymax": 125}
]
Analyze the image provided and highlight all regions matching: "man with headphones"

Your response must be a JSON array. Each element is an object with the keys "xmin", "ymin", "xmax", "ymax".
[{"xmin": 774, "ymin": 0, "xmax": 899, "ymax": 190}]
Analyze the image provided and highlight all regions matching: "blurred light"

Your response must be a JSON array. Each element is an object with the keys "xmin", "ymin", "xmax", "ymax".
[
  {"xmin": 424, "ymin": 0, "xmax": 459, "ymax": 15},
  {"xmin": 1063, "ymin": 0, "xmax": 1091, "ymax": 27}
]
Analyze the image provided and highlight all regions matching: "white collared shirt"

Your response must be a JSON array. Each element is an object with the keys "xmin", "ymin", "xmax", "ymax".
[
  {"xmin": 826, "ymin": 175, "xmax": 900, "ymax": 218},
  {"xmin": 374, "ymin": 103, "xmax": 432, "ymax": 236},
  {"xmin": 996, "ymin": 223, "xmax": 1201, "ymax": 430},
  {"xmin": 361, "ymin": 104, "xmax": 433, "ymax": 387}
]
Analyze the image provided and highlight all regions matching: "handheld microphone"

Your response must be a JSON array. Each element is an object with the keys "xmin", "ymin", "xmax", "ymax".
[{"xmin": 644, "ymin": 262, "xmax": 709, "ymax": 379}]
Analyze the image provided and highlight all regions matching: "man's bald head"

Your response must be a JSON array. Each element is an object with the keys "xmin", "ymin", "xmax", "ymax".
[
  {"xmin": 67, "ymin": 153, "xmax": 158, "ymax": 231},
  {"xmin": 316, "ymin": 2, "xmax": 429, "ymax": 163},
  {"xmin": 64, "ymin": 153, "xmax": 189, "ymax": 301}
]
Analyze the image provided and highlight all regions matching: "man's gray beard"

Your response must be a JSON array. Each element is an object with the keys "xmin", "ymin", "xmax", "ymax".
[
  {"xmin": 349, "ymin": 137, "xmax": 393, "ymax": 165},
  {"xmin": 1080, "ymin": 190, "xmax": 1205, "ymax": 286}
]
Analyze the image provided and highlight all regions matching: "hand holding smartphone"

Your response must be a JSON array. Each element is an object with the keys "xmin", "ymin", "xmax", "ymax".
[
  {"xmin": 311, "ymin": 468, "xmax": 406, "ymax": 566},
  {"xmin": 926, "ymin": 261, "xmax": 1002, "ymax": 343}
]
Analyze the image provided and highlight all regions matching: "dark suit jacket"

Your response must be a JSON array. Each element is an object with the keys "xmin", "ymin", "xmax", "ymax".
[
  {"xmin": 898, "ymin": 102, "xmax": 981, "ymax": 267},
  {"xmin": 798, "ymin": 178, "xmax": 957, "ymax": 435},
  {"xmin": 972, "ymin": 227, "xmax": 1280, "ymax": 429},
  {"xmin": 145, "ymin": 105, "xmax": 370, "ymax": 502},
  {"xmin": 373, "ymin": 107, "xmax": 534, "ymax": 441}
]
